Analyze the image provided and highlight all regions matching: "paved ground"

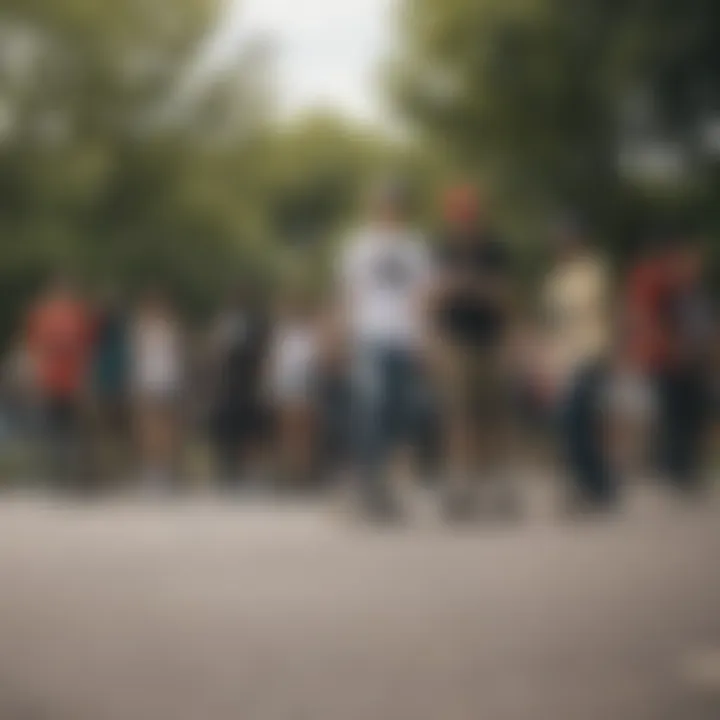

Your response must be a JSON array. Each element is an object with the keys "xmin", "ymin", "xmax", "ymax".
[{"xmin": 0, "ymin": 486, "xmax": 719, "ymax": 720}]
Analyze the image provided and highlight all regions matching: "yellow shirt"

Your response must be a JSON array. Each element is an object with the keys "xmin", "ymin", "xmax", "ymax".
[{"xmin": 542, "ymin": 254, "xmax": 610, "ymax": 385}]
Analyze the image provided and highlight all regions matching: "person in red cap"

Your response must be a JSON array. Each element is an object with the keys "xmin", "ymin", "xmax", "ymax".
[{"xmin": 430, "ymin": 183, "xmax": 516, "ymax": 520}]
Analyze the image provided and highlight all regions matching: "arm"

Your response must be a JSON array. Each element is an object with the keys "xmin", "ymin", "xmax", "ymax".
[
  {"xmin": 481, "ymin": 244, "xmax": 514, "ymax": 319},
  {"xmin": 24, "ymin": 306, "xmax": 43, "ymax": 395},
  {"xmin": 473, "ymin": 272, "xmax": 511, "ymax": 309},
  {"xmin": 332, "ymin": 238, "xmax": 358, "ymax": 354}
]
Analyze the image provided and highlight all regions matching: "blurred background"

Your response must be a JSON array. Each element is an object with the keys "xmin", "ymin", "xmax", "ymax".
[
  {"xmin": 1, "ymin": 4, "xmax": 720, "ymax": 719},
  {"xmin": 0, "ymin": 0, "xmax": 718, "ymax": 492},
  {"xmin": 0, "ymin": 0, "xmax": 718, "ymax": 326}
]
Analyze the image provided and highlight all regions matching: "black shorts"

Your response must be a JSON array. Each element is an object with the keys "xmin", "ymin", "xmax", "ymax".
[{"xmin": 212, "ymin": 401, "xmax": 267, "ymax": 445}]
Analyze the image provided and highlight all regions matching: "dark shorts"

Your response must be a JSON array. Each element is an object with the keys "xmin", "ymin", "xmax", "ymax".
[
  {"xmin": 436, "ymin": 341, "xmax": 512, "ymax": 422},
  {"xmin": 212, "ymin": 401, "xmax": 268, "ymax": 445}
]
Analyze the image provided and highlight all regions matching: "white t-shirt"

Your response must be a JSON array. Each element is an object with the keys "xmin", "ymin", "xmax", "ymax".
[
  {"xmin": 339, "ymin": 227, "xmax": 431, "ymax": 347},
  {"xmin": 131, "ymin": 317, "xmax": 182, "ymax": 398},
  {"xmin": 270, "ymin": 322, "xmax": 317, "ymax": 401}
]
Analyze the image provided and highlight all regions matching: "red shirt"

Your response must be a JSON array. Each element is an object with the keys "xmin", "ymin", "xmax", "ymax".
[
  {"xmin": 27, "ymin": 297, "xmax": 94, "ymax": 398},
  {"xmin": 625, "ymin": 256, "xmax": 678, "ymax": 372}
]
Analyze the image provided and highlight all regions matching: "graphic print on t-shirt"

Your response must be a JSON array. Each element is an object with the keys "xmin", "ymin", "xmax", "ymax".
[
  {"xmin": 341, "ymin": 229, "xmax": 430, "ymax": 346},
  {"xmin": 371, "ymin": 250, "xmax": 416, "ymax": 292}
]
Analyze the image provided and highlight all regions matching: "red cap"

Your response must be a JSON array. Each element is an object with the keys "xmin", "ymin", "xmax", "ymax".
[{"xmin": 442, "ymin": 184, "xmax": 482, "ymax": 226}]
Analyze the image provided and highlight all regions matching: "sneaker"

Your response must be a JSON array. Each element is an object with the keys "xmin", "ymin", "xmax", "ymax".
[
  {"xmin": 361, "ymin": 491, "xmax": 404, "ymax": 525},
  {"xmin": 442, "ymin": 486, "xmax": 480, "ymax": 523}
]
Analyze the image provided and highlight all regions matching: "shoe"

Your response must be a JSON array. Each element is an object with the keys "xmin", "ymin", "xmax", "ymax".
[
  {"xmin": 561, "ymin": 491, "xmax": 617, "ymax": 519},
  {"xmin": 361, "ymin": 492, "xmax": 404, "ymax": 525},
  {"xmin": 490, "ymin": 483, "xmax": 523, "ymax": 520},
  {"xmin": 442, "ymin": 486, "xmax": 480, "ymax": 523}
]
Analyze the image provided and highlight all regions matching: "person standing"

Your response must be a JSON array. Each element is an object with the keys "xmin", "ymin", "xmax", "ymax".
[
  {"xmin": 208, "ymin": 286, "xmax": 268, "ymax": 493},
  {"xmin": 267, "ymin": 289, "xmax": 319, "ymax": 491},
  {"xmin": 626, "ymin": 234, "xmax": 714, "ymax": 494},
  {"xmin": 130, "ymin": 289, "xmax": 184, "ymax": 493},
  {"xmin": 338, "ymin": 180, "xmax": 432, "ymax": 520},
  {"xmin": 26, "ymin": 274, "xmax": 94, "ymax": 492},
  {"xmin": 541, "ymin": 219, "xmax": 615, "ymax": 512},
  {"xmin": 315, "ymin": 298, "xmax": 353, "ymax": 489},
  {"xmin": 88, "ymin": 289, "xmax": 130, "ymax": 491},
  {"xmin": 431, "ymin": 185, "xmax": 515, "ymax": 520}
]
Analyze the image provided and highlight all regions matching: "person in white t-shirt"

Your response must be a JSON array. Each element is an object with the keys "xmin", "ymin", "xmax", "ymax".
[
  {"xmin": 268, "ymin": 289, "xmax": 319, "ymax": 489},
  {"xmin": 130, "ymin": 290, "xmax": 184, "ymax": 492},
  {"xmin": 337, "ymin": 180, "xmax": 432, "ymax": 519}
]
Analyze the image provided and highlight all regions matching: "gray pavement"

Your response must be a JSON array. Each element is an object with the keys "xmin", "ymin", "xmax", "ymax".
[{"xmin": 0, "ymin": 486, "xmax": 719, "ymax": 720}]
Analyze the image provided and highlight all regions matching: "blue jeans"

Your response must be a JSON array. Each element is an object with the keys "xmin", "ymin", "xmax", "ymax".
[
  {"xmin": 560, "ymin": 359, "xmax": 617, "ymax": 506},
  {"xmin": 654, "ymin": 367, "xmax": 708, "ymax": 492},
  {"xmin": 351, "ymin": 344, "xmax": 422, "ymax": 506}
]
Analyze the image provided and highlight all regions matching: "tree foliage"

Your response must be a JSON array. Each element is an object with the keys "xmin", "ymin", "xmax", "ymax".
[
  {"xmin": 0, "ymin": 0, "xmax": 434, "ymax": 343},
  {"xmin": 391, "ymin": 0, "xmax": 720, "ymax": 253}
]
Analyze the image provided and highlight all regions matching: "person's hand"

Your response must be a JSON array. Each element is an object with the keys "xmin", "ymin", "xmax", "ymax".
[
  {"xmin": 529, "ymin": 359, "xmax": 562, "ymax": 411},
  {"xmin": 452, "ymin": 269, "xmax": 478, "ymax": 293},
  {"xmin": 419, "ymin": 335, "xmax": 446, "ymax": 378},
  {"xmin": 535, "ymin": 375, "xmax": 559, "ymax": 410}
]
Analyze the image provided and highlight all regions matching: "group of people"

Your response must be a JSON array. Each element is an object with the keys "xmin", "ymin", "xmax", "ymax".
[
  {"xmin": 2, "ymin": 180, "xmax": 716, "ymax": 519},
  {"xmin": 339, "ymin": 182, "xmax": 716, "ymax": 519},
  {"xmin": 12, "ymin": 284, "xmax": 185, "ymax": 492}
]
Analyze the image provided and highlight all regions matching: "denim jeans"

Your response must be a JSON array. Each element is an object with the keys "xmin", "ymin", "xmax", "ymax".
[
  {"xmin": 351, "ymin": 343, "xmax": 422, "ymax": 507},
  {"xmin": 560, "ymin": 359, "xmax": 617, "ymax": 507},
  {"xmin": 654, "ymin": 366, "xmax": 708, "ymax": 492}
]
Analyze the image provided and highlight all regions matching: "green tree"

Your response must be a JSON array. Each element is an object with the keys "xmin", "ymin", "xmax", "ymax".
[
  {"xmin": 391, "ymin": 0, "xmax": 720, "ymax": 254},
  {"xmin": 0, "ymin": 0, "xmax": 277, "ymax": 332}
]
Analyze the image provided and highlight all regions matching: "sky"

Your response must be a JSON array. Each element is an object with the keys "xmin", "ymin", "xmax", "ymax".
[{"xmin": 205, "ymin": 0, "xmax": 395, "ymax": 123}]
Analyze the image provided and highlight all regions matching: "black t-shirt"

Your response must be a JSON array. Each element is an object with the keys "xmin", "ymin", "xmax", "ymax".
[
  {"xmin": 436, "ymin": 233, "xmax": 510, "ymax": 346},
  {"xmin": 217, "ymin": 310, "xmax": 267, "ymax": 405}
]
